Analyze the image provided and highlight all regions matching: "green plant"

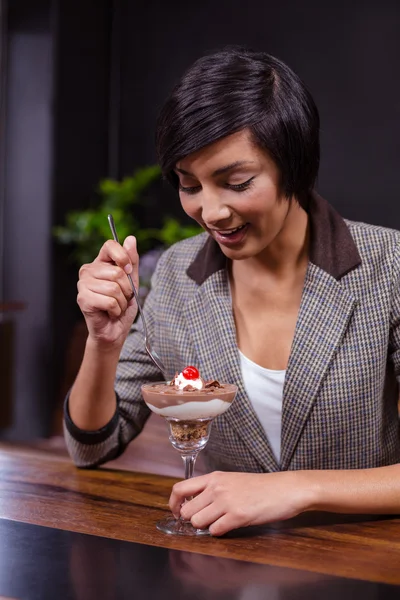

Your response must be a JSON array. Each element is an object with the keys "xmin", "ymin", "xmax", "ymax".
[{"xmin": 53, "ymin": 166, "xmax": 203, "ymax": 266}]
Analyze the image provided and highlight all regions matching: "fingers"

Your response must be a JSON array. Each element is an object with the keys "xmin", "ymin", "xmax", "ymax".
[
  {"xmin": 169, "ymin": 474, "xmax": 210, "ymax": 517},
  {"xmin": 123, "ymin": 236, "xmax": 139, "ymax": 270},
  {"xmin": 77, "ymin": 288, "xmax": 125, "ymax": 319},
  {"xmin": 190, "ymin": 505, "xmax": 248, "ymax": 537},
  {"xmin": 78, "ymin": 237, "xmax": 139, "ymax": 319},
  {"xmin": 179, "ymin": 489, "xmax": 212, "ymax": 521},
  {"xmin": 208, "ymin": 514, "xmax": 235, "ymax": 537},
  {"xmin": 178, "ymin": 491, "xmax": 237, "ymax": 536},
  {"xmin": 81, "ymin": 279, "xmax": 130, "ymax": 316},
  {"xmin": 169, "ymin": 472, "xmax": 256, "ymax": 537},
  {"xmin": 182, "ymin": 501, "xmax": 223, "ymax": 531},
  {"xmin": 123, "ymin": 236, "xmax": 139, "ymax": 289},
  {"xmin": 91, "ymin": 264, "xmax": 133, "ymax": 301},
  {"xmin": 97, "ymin": 238, "xmax": 139, "ymax": 282}
]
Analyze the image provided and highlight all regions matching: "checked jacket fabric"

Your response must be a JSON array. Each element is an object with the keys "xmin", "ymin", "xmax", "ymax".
[{"xmin": 64, "ymin": 193, "xmax": 400, "ymax": 473}]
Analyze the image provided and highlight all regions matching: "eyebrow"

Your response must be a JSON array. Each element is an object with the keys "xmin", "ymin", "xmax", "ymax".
[{"xmin": 175, "ymin": 160, "xmax": 255, "ymax": 178}]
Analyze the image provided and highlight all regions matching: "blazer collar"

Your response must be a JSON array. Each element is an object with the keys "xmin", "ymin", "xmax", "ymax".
[{"xmin": 186, "ymin": 191, "xmax": 361, "ymax": 284}]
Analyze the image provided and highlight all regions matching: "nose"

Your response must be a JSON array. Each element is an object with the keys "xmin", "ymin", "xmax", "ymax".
[{"xmin": 201, "ymin": 191, "xmax": 232, "ymax": 226}]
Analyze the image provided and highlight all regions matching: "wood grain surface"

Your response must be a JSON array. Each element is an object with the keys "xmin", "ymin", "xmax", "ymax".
[{"xmin": 0, "ymin": 444, "xmax": 400, "ymax": 585}]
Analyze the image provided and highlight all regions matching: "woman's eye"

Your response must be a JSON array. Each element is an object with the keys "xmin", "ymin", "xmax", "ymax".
[
  {"xmin": 179, "ymin": 184, "xmax": 201, "ymax": 195},
  {"xmin": 227, "ymin": 176, "xmax": 255, "ymax": 192},
  {"xmin": 179, "ymin": 176, "xmax": 255, "ymax": 195}
]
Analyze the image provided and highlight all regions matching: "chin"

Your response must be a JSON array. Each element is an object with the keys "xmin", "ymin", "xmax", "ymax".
[{"xmin": 217, "ymin": 243, "xmax": 256, "ymax": 261}]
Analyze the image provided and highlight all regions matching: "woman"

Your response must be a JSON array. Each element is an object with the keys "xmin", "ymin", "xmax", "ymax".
[{"xmin": 65, "ymin": 47, "xmax": 400, "ymax": 536}]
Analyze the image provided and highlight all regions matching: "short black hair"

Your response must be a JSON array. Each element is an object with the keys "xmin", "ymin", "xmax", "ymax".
[{"xmin": 156, "ymin": 46, "xmax": 320, "ymax": 206}]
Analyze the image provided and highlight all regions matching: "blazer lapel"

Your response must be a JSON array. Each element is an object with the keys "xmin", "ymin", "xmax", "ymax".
[
  {"xmin": 183, "ymin": 269, "xmax": 279, "ymax": 472},
  {"xmin": 280, "ymin": 263, "xmax": 358, "ymax": 470},
  {"xmin": 184, "ymin": 194, "xmax": 362, "ymax": 473}
]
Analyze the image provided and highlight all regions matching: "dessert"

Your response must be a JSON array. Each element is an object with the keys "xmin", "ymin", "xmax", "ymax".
[
  {"xmin": 141, "ymin": 366, "xmax": 237, "ymax": 420},
  {"xmin": 141, "ymin": 367, "xmax": 237, "ymax": 536}
]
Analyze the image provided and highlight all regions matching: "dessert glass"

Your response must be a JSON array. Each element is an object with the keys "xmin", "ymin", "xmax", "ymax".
[{"xmin": 141, "ymin": 381, "xmax": 237, "ymax": 536}]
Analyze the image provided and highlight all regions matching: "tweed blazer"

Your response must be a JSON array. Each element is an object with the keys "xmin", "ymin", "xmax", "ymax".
[{"xmin": 64, "ymin": 193, "xmax": 400, "ymax": 472}]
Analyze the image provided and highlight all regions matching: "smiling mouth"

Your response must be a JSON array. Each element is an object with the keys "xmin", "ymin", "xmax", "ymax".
[
  {"xmin": 214, "ymin": 224, "xmax": 248, "ymax": 236},
  {"xmin": 210, "ymin": 223, "xmax": 250, "ymax": 247}
]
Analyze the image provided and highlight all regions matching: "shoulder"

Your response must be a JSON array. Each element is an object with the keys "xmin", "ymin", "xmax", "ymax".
[
  {"xmin": 151, "ymin": 233, "xmax": 209, "ymax": 288},
  {"xmin": 158, "ymin": 232, "xmax": 209, "ymax": 264},
  {"xmin": 343, "ymin": 220, "xmax": 400, "ymax": 292},
  {"xmin": 345, "ymin": 219, "xmax": 400, "ymax": 259}
]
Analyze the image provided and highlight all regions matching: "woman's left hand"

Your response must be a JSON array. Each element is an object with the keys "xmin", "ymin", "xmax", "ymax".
[{"xmin": 169, "ymin": 470, "xmax": 313, "ymax": 536}]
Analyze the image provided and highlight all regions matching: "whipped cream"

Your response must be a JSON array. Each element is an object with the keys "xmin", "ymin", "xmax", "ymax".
[
  {"xmin": 174, "ymin": 371, "xmax": 204, "ymax": 390},
  {"xmin": 146, "ymin": 398, "xmax": 231, "ymax": 419}
]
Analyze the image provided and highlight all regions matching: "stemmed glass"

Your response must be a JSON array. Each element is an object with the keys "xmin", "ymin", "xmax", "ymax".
[{"xmin": 141, "ymin": 381, "xmax": 237, "ymax": 536}]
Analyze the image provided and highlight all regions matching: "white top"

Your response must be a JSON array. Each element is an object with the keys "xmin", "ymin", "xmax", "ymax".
[{"xmin": 238, "ymin": 350, "xmax": 285, "ymax": 462}]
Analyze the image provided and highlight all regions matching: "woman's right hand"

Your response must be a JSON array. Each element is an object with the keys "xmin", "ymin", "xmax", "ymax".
[{"xmin": 77, "ymin": 236, "xmax": 139, "ymax": 349}]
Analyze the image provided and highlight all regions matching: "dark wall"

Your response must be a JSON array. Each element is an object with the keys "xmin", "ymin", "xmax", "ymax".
[
  {"xmin": 2, "ymin": 0, "xmax": 113, "ymax": 438},
  {"xmin": 2, "ymin": 0, "xmax": 53, "ymax": 439},
  {"xmin": 118, "ymin": 0, "xmax": 400, "ymax": 229},
  {"xmin": 51, "ymin": 0, "xmax": 112, "ymax": 412}
]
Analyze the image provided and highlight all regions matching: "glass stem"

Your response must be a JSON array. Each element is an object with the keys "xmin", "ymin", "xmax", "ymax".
[
  {"xmin": 179, "ymin": 452, "xmax": 199, "ymax": 522},
  {"xmin": 182, "ymin": 452, "xmax": 198, "ymax": 481}
]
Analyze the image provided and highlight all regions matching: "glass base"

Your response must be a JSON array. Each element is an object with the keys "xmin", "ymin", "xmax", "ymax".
[{"xmin": 156, "ymin": 515, "xmax": 210, "ymax": 536}]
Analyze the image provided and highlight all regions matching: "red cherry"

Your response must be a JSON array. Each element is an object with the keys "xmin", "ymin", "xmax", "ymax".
[{"xmin": 182, "ymin": 366, "xmax": 200, "ymax": 380}]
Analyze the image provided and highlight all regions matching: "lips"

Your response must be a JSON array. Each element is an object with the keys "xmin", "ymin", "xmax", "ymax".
[
  {"xmin": 211, "ymin": 223, "xmax": 249, "ymax": 246},
  {"xmin": 217, "ymin": 224, "xmax": 246, "ymax": 235}
]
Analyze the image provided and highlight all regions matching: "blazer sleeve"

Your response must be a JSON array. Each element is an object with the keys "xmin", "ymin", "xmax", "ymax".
[
  {"xmin": 389, "ymin": 237, "xmax": 400, "ymax": 382},
  {"xmin": 63, "ymin": 252, "xmax": 166, "ymax": 468}
]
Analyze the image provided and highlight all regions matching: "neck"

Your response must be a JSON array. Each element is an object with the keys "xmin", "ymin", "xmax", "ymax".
[{"xmin": 232, "ymin": 200, "xmax": 309, "ymax": 282}]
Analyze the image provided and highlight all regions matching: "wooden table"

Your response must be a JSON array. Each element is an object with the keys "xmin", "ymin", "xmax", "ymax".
[{"xmin": 0, "ymin": 444, "xmax": 399, "ymax": 599}]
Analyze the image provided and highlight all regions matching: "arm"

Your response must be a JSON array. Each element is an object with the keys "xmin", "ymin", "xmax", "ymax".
[
  {"xmin": 64, "ymin": 237, "xmax": 162, "ymax": 467},
  {"xmin": 67, "ymin": 339, "xmax": 120, "ymax": 432},
  {"xmin": 304, "ymin": 464, "xmax": 400, "ymax": 514},
  {"xmin": 169, "ymin": 465, "xmax": 400, "ymax": 536},
  {"xmin": 68, "ymin": 237, "xmax": 139, "ymax": 432},
  {"xmin": 63, "ymin": 312, "xmax": 159, "ymax": 468}
]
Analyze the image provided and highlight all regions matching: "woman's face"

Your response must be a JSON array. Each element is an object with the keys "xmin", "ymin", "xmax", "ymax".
[{"xmin": 175, "ymin": 130, "xmax": 296, "ymax": 262}]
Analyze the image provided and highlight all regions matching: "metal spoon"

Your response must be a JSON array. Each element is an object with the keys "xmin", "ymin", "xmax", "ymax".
[{"xmin": 107, "ymin": 214, "xmax": 170, "ymax": 380}]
